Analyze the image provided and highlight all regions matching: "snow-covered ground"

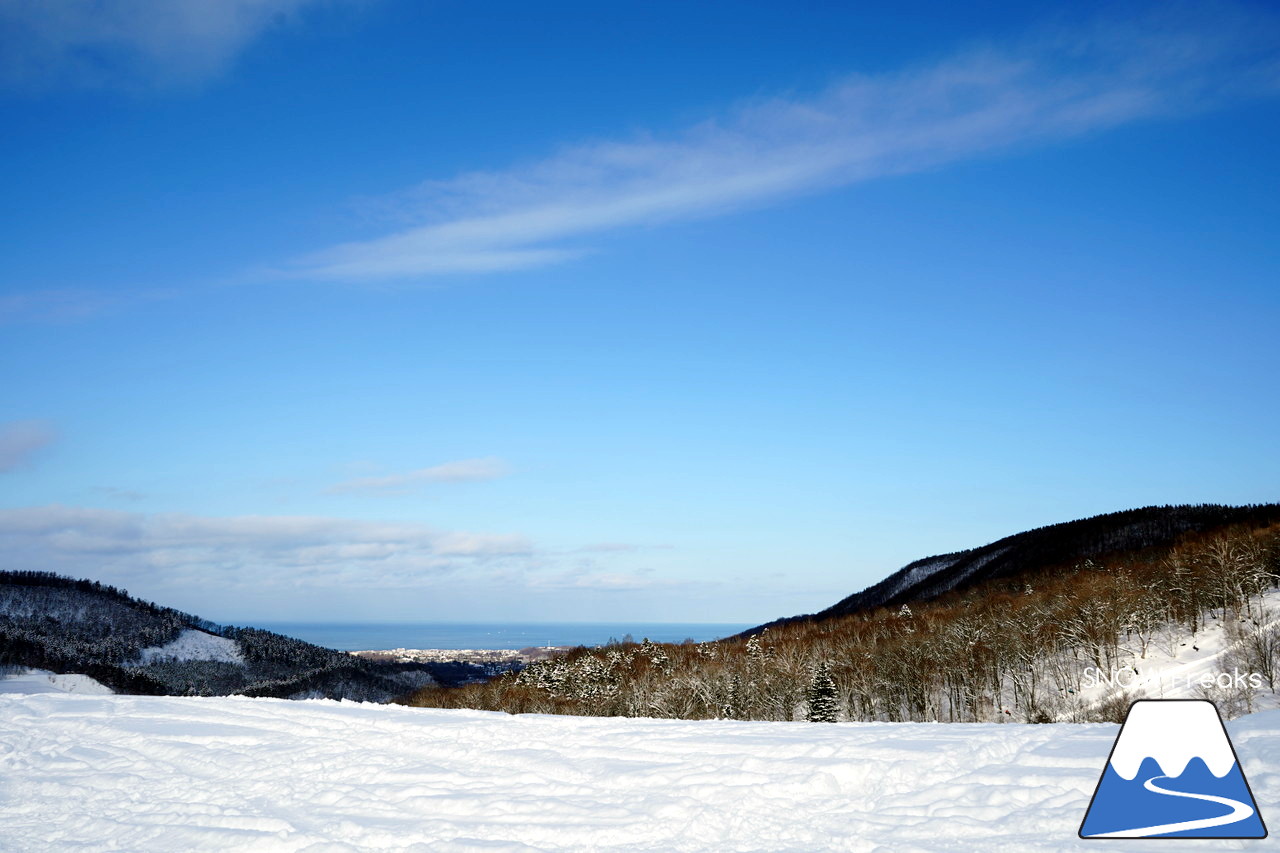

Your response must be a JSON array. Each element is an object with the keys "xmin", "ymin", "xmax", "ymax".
[
  {"xmin": 0, "ymin": 668, "xmax": 112, "ymax": 695},
  {"xmin": 1070, "ymin": 591, "xmax": 1280, "ymax": 718},
  {"xmin": 137, "ymin": 628, "xmax": 245, "ymax": 664},
  {"xmin": 2, "ymin": 694, "xmax": 1277, "ymax": 852}
]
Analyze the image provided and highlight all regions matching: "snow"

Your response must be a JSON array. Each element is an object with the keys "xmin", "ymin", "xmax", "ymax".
[
  {"xmin": 946, "ymin": 545, "xmax": 1009, "ymax": 589},
  {"xmin": 1071, "ymin": 588, "xmax": 1280, "ymax": 717},
  {"xmin": 881, "ymin": 554, "xmax": 959, "ymax": 600},
  {"xmin": 1108, "ymin": 700, "xmax": 1236, "ymax": 780},
  {"xmin": 879, "ymin": 547, "xmax": 1009, "ymax": 603},
  {"xmin": 0, "ymin": 668, "xmax": 113, "ymax": 695},
  {"xmin": 137, "ymin": 628, "xmax": 244, "ymax": 664},
  {"xmin": 2, "ymin": 693, "xmax": 1278, "ymax": 851}
]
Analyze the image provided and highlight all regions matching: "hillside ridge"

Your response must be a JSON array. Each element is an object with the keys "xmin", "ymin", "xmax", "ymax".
[
  {"xmin": 744, "ymin": 503, "xmax": 1280, "ymax": 636},
  {"xmin": 0, "ymin": 570, "xmax": 435, "ymax": 700}
]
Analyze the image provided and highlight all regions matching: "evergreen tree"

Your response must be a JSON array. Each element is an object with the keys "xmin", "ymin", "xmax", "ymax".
[
  {"xmin": 806, "ymin": 661, "xmax": 839, "ymax": 723},
  {"xmin": 723, "ymin": 673, "xmax": 743, "ymax": 719}
]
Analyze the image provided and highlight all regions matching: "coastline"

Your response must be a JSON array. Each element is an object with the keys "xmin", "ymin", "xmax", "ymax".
[
  {"xmin": 349, "ymin": 646, "xmax": 574, "ymax": 665},
  {"xmin": 254, "ymin": 622, "xmax": 751, "ymax": 653}
]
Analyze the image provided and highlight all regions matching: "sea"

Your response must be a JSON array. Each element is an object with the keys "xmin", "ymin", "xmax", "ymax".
[{"xmin": 251, "ymin": 622, "xmax": 754, "ymax": 652}]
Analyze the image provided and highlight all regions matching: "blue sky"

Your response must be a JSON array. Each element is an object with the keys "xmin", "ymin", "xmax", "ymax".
[{"xmin": 1, "ymin": 0, "xmax": 1278, "ymax": 625}]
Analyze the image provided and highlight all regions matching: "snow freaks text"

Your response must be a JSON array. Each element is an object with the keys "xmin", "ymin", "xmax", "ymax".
[{"xmin": 1082, "ymin": 667, "xmax": 1264, "ymax": 692}]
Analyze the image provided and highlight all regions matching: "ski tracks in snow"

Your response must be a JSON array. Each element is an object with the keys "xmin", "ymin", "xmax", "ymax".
[{"xmin": 1, "ymin": 694, "xmax": 1277, "ymax": 851}]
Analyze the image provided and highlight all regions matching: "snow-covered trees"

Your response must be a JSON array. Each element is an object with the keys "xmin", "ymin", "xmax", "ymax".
[
  {"xmin": 805, "ymin": 662, "xmax": 838, "ymax": 722},
  {"xmin": 406, "ymin": 522, "xmax": 1280, "ymax": 724},
  {"xmin": 0, "ymin": 571, "xmax": 417, "ymax": 701}
]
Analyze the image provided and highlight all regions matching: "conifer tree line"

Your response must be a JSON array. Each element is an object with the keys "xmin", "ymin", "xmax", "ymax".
[
  {"xmin": 0, "ymin": 572, "xmax": 433, "ymax": 700},
  {"xmin": 404, "ymin": 522, "xmax": 1280, "ymax": 722}
]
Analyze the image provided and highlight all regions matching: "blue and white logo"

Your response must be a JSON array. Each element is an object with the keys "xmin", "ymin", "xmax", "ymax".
[{"xmin": 1080, "ymin": 699, "xmax": 1267, "ymax": 839}]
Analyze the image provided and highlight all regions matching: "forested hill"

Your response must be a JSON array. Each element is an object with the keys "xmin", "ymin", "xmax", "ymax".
[
  {"xmin": 746, "ymin": 503, "xmax": 1280, "ymax": 636},
  {"xmin": 403, "ymin": 506, "xmax": 1280, "ymax": 723},
  {"xmin": 0, "ymin": 571, "xmax": 434, "ymax": 701}
]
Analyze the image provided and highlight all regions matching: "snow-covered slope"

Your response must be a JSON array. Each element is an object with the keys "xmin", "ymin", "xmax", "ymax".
[
  {"xmin": 1068, "ymin": 589, "xmax": 1280, "ymax": 719},
  {"xmin": 137, "ymin": 628, "xmax": 244, "ymax": 664},
  {"xmin": 0, "ymin": 573, "xmax": 418, "ymax": 700},
  {"xmin": 0, "ymin": 668, "xmax": 112, "ymax": 695},
  {"xmin": 750, "ymin": 505, "xmax": 1280, "ymax": 634},
  {"xmin": 2, "ymin": 694, "xmax": 1277, "ymax": 852}
]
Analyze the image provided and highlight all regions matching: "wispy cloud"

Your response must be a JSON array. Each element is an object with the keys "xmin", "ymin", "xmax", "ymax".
[
  {"xmin": 0, "ymin": 504, "xmax": 532, "ymax": 589},
  {"xmin": 526, "ymin": 566, "xmax": 672, "ymax": 592},
  {"xmin": 0, "ymin": 287, "xmax": 175, "ymax": 325},
  {"xmin": 0, "ymin": 0, "xmax": 330, "ymax": 92},
  {"xmin": 0, "ymin": 420, "xmax": 57, "ymax": 472},
  {"xmin": 327, "ymin": 457, "xmax": 510, "ymax": 495},
  {"xmin": 0, "ymin": 504, "xmax": 701, "ymax": 620},
  {"xmin": 90, "ymin": 486, "xmax": 147, "ymax": 503},
  {"xmin": 276, "ymin": 5, "xmax": 1280, "ymax": 282},
  {"xmin": 575, "ymin": 542, "xmax": 645, "ymax": 554}
]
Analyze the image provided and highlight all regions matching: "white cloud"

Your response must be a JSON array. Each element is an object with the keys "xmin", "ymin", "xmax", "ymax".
[
  {"xmin": 528, "ymin": 566, "xmax": 667, "ymax": 592},
  {"xmin": 0, "ymin": 420, "xmax": 57, "ymax": 472},
  {"xmin": 0, "ymin": 288, "xmax": 175, "ymax": 325},
  {"xmin": 0, "ymin": 0, "xmax": 328, "ymax": 91},
  {"xmin": 90, "ymin": 486, "xmax": 146, "ymax": 502},
  {"xmin": 0, "ymin": 504, "xmax": 751, "ymax": 620},
  {"xmin": 277, "ymin": 5, "xmax": 1280, "ymax": 282},
  {"xmin": 0, "ymin": 289, "xmax": 120, "ymax": 324},
  {"xmin": 327, "ymin": 457, "xmax": 510, "ymax": 495},
  {"xmin": 576, "ymin": 542, "xmax": 644, "ymax": 554},
  {"xmin": 0, "ymin": 504, "xmax": 532, "ymax": 589}
]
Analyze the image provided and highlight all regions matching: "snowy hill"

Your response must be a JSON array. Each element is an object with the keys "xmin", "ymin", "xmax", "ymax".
[
  {"xmin": 1, "ymin": 692, "xmax": 1277, "ymax": 851},
  {"xmin": 0, "ymin": 571, "xmax": 435, "ymax": 701},
  {"xmin": 410, "ymin": 520, "xmax": 1280, "ymax": 723},
  {"xmin": 0, "ymin": 667, "xmax": 112, "ymax": 695},
  {"xmin": 1068, "ymin": 589, "xmax": 1280, "ymax": 718},
  {"xmin": 748, "ymin": 503, "xmax": 1280, "ymax": 634},
  {"xmin": 138, "ymin": 628, "xmax": 245, "ymax": 665}
]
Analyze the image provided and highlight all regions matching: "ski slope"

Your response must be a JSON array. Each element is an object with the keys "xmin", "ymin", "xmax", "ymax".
[
  {"xmin": 1, "ymin": 694, "xmax": 1277, "ymax": 851},
  {"xmin": 137, "ymin": 628, "xmax": 245, "ymax": 664},
  {"xmin": 0, "ymin": 668, "xmax": 112, "ymax": 695}
]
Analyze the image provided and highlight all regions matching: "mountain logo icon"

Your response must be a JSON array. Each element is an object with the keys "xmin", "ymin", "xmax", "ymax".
[{"xmin": 1079, "ymin": 699, "xmax": 1267, "ymax": 839}]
